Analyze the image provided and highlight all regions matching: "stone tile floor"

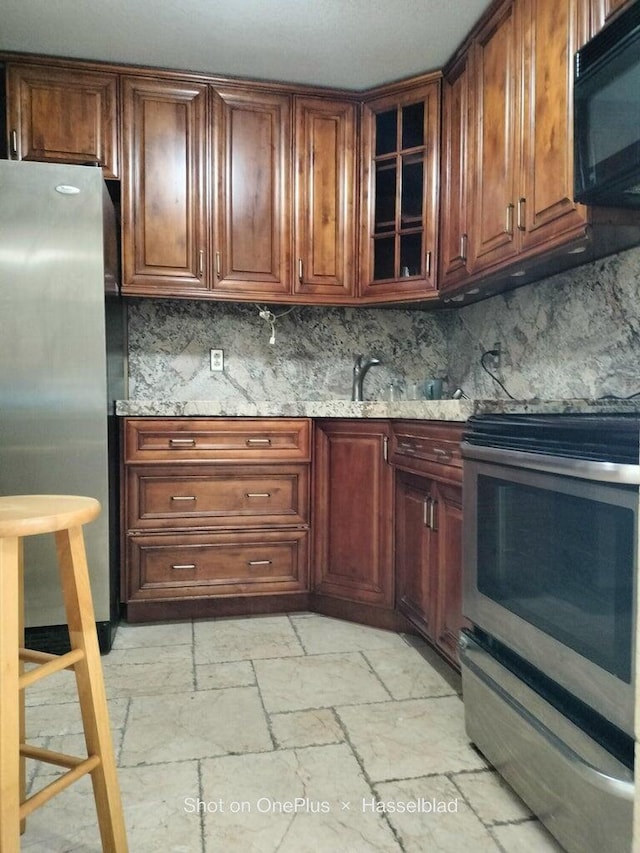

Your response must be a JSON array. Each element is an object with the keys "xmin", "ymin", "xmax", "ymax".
[{"xmin": 21, "ymin": 613, "xmax": 566, "ymax": 852}]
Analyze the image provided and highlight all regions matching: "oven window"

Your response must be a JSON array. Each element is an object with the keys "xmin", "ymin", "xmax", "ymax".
[{"xmin": 477, "ymin": 475, "xmax": 634, "ymax": 683}]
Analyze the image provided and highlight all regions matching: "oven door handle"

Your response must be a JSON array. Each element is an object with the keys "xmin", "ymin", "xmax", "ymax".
[
  {"xmin": 461, "ymin": 441, "xmax": 640, "ymax": 485},
  {"xmin": 460, "ymin": 638, "xmax": 635, "ymax": 802}
]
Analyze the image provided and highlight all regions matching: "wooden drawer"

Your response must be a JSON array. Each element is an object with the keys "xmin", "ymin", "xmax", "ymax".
[
  {"xmin": 127, "ymin": 464, "xmax": 309, "ymax": 530},
  {"xmin": 124, "ymin": 418, "xmax": 311, "ymax": 463},
  {"xmin": 126, "ymin": 529, "xmax": 309, "ymax": 599},
  {"xmin": 391, "ymin": 421, "xmax": 464, "ymax": 478}
]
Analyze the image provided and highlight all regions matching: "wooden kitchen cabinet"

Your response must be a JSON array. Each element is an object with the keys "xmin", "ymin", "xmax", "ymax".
[
  {"xmin": 438, "ymin": 51, "xmax": 472, "ymax": 290},
  {"xmin": 592, "ymin": 0, "xmax": 634, "ymax": 31},
  {"xmin": 121, "ymin": 76, "xmax": 209, "ymax": 296},
  {"xmin": 6, "ymin": 63, "xmax": 119, "ymax": 177},
  {"xmin": 391, "ymin": 421, "xmax": 467, "ymax": 667},
  {"xmin": 359, "ymin": 79, "xmax": 441, "ymax": 303},
  {"xmin": 212, "ymin": 88, "xmax": 291, "ymax": 298},
  {"xmin": 293, "ymin": 96, "xmax": 357, "ymax": 300},
  {"xmin": 312, "ymin": 420, "xmax": 394, "ymax": 609},
  {"xmin": 122, "ymin": 418, "xmax": 312, "ymax": 620}
]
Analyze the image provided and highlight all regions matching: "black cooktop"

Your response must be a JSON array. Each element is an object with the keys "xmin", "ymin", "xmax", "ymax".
[{"xmin": 463, "ymin": 414, "xmax": 640, "ymax": 464}]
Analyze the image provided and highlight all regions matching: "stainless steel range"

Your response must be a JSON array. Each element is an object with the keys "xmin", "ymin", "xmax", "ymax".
[{"xmin": 460, "ymin": 413, "xmax": 638, "ymax": 853}]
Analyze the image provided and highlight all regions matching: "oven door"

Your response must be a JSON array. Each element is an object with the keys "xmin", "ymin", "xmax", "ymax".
[{"xmin": 462, "ymin": 444, "xmax": 638, "ymax": 737}]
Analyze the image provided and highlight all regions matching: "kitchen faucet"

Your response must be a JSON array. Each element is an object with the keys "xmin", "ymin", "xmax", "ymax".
[{"xmin": 351, "ymin": 354, "xmax": 381, "ymax": 401}]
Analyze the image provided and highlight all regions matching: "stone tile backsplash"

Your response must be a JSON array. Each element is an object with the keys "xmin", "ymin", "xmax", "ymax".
[{"xmin": 126, "ymin": 244, "xmax": 640, "ymax": 403}]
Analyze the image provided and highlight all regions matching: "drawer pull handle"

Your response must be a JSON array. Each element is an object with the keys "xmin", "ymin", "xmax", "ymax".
[
  {"xmin": 433, "ymin": 447, "xmax": 453, "ymax": 460},
  {"xmin": 246, "ymin": 438, "xmax": 271, "ymax": 445},
  {"xmin": 398, "ymin": 442, "xmax": 417, "ymax": 452},
  {"xmin": 169, "ymin": 438, "xmax": 196, "ymax": 446},
  {"xmin": 246, "ymin": 493, "xmax": 271, "ymax": 498},
  {"xmin": 171, "ymin": 564, "xmax": 196, "ymax": 570},
  {"xmin": 171, "ymin": 495, "xmax": 196, "ymax": 501},
  {"xmin": 247, "ymin": 560, "xmax": 272, "ymax": 567}
]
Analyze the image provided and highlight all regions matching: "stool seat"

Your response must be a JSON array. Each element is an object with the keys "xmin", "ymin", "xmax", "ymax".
[
  {"xmin": 0, "ymin": 495, "xmax": 100, "ymax": 538},
  {"xmin": 0, "ymin": 494, "xmax": 128, "ymax": 852}
]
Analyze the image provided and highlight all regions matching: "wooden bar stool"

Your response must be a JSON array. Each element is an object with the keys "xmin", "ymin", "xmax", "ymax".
[{"xmin": 0, "ymin": 495, "xmax": 128, "ymax": 852}]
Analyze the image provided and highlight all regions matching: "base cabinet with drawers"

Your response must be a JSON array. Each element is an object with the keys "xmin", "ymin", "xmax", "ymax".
[
  {"xmin": 391, "ymin": 421, "xmax": 469, "ymax": 666},
  {"xmin": 122, "ymin": 418, "xmax": 312, "ymax": 620}
]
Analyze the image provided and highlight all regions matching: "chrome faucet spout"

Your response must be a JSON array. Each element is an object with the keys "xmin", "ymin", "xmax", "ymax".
[{"xmin": 352, "ymin": 354, "xmax": 382, "ymax": 401}]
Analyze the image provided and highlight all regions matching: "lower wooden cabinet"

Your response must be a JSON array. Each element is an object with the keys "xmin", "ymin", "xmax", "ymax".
[
  {"xmin": 392, "ymin": 421, "xmax": 468, "ymax": 666},
  {"xmin": 312, "ymin": 420, "xmax": 394, "ymax": 608},
  {"xmin": 122, "ymin": 417, "xmax": 312, "ymax": 620}
]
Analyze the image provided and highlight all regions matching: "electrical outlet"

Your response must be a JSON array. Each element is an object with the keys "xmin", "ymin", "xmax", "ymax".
[
  {"xmin": 210, "ymin": 348, "xmax": 224, "ymax": 372},
  {"xmin": 491, "ymin": 341, "xmax": 502, "ymax": 370}
]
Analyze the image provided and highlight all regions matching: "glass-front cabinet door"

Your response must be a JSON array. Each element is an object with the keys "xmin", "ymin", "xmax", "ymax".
[{"xmin": 359, "ymin": 79, "xmax": 440, "ymax": 303}]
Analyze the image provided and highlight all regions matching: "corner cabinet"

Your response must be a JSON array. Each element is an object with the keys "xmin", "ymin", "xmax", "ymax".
[
  {"xmin": 312, "ymin": 420, "xmax": 394, "ymax": 610},
  {"xmin": 6, "ymin": 63, "xmax": 119, "ymax": 178},
  {"xmin": 359, "ymin": 79, "xmax": 441, "ymax": 303},
  {"xmin": 121, "ymin": 76, "xmax": 209, "ymax": 296},
  {"xmin": 391, "ymin": 421, "xmax": 468, "ymax": 666},
  {"xmin": 121, "ymin": 418, "xmax": 312, "ymax": 621}
]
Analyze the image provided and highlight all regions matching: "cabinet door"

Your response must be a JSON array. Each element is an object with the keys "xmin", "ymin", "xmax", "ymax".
[
  {"xmin": 313, "ymin": 421, "xmax": 394, "ymax": 607},
  {"xmin": 121, "ymin": 77, "xmax": 208, "ymax": 295},
  {"xmin": 213, "ymin": 88, "xmax": 291, "ymax": 297},
  {"xmin": 395, "ymin": 472, "xmax": 436, "ymax": 637},
  {"xmin": 359, "ymin": 81, "xmax": 440, "ymax": 302},
  {"xmin": 293, "ymin": 96, "xmax": 357, "ymax": 299},
  {"xmin": 6, "ymin": 63, "xmax": 118, "ymax": 178},
  {"xmin": 434, "ymin": 482, "xmax": 467, "ymax": 666},
  {"xmin": 520, "ymin": 0, "xmax": 590, "ymax": 252},
  {"xmin": 470, "ymin": 1, "xmax": 521, "ymax": 271},
  {"xmin": 439, "ymin": 53, "xmax": 472, "ymax": 292}
]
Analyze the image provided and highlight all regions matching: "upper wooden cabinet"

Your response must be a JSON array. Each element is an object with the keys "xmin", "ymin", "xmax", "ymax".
[
  {"xmin": 439, "ymin": 53, "xmax": 472, "ymax": 291},
  {"xmin": 6, "ymin": 63, "xmax": 119, "ymax": 178},
  {"xmin": 293, "ymin": 96, "xmax": 357, "ymax": 300},
  {"xmin": 359, "ymin": 80, "xmax": 440, "ymax": 303},
  {"xmin": 440, "ymin": 0, "xmax": 603, "ymax": 295},
  {"xmin": 212, "ymin": 88, "xmax": 291, "ymax": 298},
  {"xmin": 121, "ymin": 76, "xmax": 209, "ymax": 296}
]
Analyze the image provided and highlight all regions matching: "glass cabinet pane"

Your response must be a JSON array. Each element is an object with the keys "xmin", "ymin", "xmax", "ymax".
[
  {"xmin": 401, "ymin": 102, "xmax": 424, "ymax": 149},
  {"xmin": 376, "ymin": 109, "xmax": 397, "ymax": 156},
  {"xmin": 374, "ymin": 162, "xmax": 397, "ymax": 232},
  {"xmin": 401, "ymin": 155, "xmax": 423, "ymax": 223},
  {"xmin": 400, "ymin": 233, "xmax": 423, "ymax": 277},
  {"xmin": 374, "ymin": 237, "xmax": 395, "ymax": 280}
]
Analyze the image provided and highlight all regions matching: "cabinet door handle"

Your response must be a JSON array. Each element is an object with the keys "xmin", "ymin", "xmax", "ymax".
[
  {"xmin": 429, "ymin": 499, "xmax": 438, "ymax": 531},
  {"xmin": 171, "ymin": 495, "xmax": 196, "ymax": 501},
  {"xmin": 171, "ymin": 563, "xmax": 196, "ymax": 570},
  {"xmin": 517, "ymin": 197, "xmax": 526, "ymax": 232},
  {"xmin": 425, "ymin": 250, "xmax": 432, "ymax": 277},
  {"xmin": 383, "ymin": 435, "xmax": 389, "ymax": 463},
  {"xmin": 298, "ymin": 257, "xmax": 304, "ymax": 283},
  {"xmin": 215, "ymin": 251, "xmax": 221, "ymax": 278},
  {"xmin": 246, "ymin": 492, "xmax": 271, "ymax": 498},
  {"xmin": 169, "ymin": 438, "xmax": 196, "ymax": 446},
  {"xmin": 198, "ymin": 249, "xmax": 205, "ymax": 277},
  {"xmin": 247, "ymin": 559, "xmax": 272, "ymax": 567},
  {"xmin": 433, "ymin": 447, "xmax": 453, "ymax": 461},
  {"xmin": 246, "ymin": 438, "xmax": 271, "ymax": 445},
  {"xmin": 506, "ymin": 203, "xmax": 515, "ymax": 236},
  {"xmin": 423, "ymin": 497, "xmax": 430, "ymax": 527},
  {"xmin": 459, "ymin": 233, "xmax": 468, "ymax": 263},
  {"xmin": 10, "ymin": 130, "xmax": 18, "ymax": 157}
]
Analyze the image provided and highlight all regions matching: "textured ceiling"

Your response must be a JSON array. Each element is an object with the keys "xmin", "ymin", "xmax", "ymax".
[{"xmin": 0, "ymin": 0, "xmax": 493, "ymax": 89}]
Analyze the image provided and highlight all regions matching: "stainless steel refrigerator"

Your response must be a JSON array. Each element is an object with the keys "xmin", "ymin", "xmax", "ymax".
[{"xmin": 0, "ymin": 159, "xmax": 126, "ymax": 652}]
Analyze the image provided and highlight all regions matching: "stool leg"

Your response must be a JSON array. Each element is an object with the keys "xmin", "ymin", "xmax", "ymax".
[
  {"xmin": 0, "ymin": 536, "xmax": 21, "ymax": 853},
  {"xmin": 18, "ymin": 538, "xmax": 26, "ymax": 835},
  {"xmin": 55, "ymin": 526, "xmax": 128, "ymax": 852}
]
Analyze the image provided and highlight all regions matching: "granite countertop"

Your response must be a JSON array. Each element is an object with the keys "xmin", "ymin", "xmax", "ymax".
[{"xmin": 115, "ymin": 398, "xmax": 640, "ymax": 420}]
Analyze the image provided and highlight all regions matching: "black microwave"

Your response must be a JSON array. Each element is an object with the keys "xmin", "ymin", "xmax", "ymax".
[{"xmin": 574, "ymin": 0, "xmax": 640, "ymax": 208}]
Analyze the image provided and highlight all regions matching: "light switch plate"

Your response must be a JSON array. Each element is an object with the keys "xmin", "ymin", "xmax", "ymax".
[{"xmin": 210, "ymin": 348, "xmax": 224, "ymax": 372}]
